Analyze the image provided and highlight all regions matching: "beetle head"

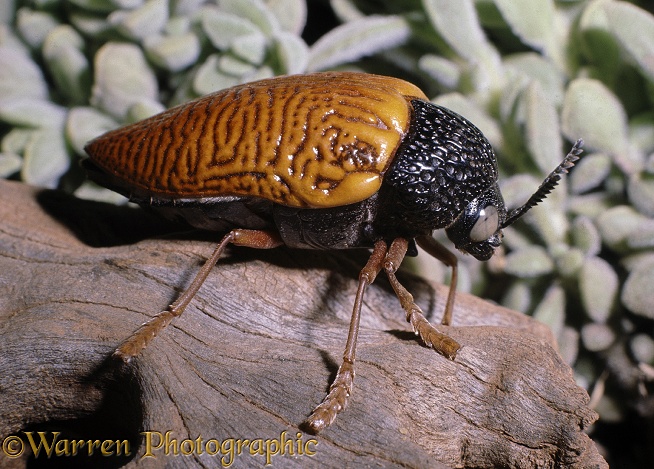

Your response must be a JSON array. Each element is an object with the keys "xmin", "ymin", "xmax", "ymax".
[
  {"xmin": 445, "ymin": 182, "xmax": 506, "ymax": 260},
  {"xmin": 445, "ymin": 139, "xmax": 584, "ymax": 261}
]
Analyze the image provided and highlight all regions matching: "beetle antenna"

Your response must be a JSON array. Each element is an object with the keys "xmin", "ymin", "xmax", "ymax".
[{"xmin": 501, "ymin": 139, "xmax": 584, "ymax": 228}]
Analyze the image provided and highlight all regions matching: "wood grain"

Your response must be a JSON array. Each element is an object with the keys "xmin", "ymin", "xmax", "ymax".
[{"xmin": 0, "ymin": 180, "xmax": 607, "ymax": 468}]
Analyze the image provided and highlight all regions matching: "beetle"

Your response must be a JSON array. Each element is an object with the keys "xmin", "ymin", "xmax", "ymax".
[{"xmin": 83, "ymin": 71, "xmax": 583, "ymax": 433}]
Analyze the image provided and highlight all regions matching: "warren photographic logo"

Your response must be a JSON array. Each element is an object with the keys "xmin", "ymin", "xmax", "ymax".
[{"xmin": 2, "ymin": 430, "xmax": 318, "ymax": 466}]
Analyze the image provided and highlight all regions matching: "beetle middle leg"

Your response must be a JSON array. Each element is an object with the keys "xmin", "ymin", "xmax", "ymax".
[
  {"xmin": 113, "ymin": 229, "xmax": 283, "ymax": 361},
  {"xmin": 384, "ymin": 238, "xmax": 460, "ymax": 360}
]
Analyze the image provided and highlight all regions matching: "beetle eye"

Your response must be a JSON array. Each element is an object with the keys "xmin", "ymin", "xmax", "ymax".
[{"xmin": 469, "ymin": 205, "xmax": 499, "ymax": 242}]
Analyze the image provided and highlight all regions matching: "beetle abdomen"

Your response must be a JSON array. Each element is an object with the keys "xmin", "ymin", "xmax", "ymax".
[{"xmin": 85, "ymin": 72, "xmax": 428, "ymax": 209}]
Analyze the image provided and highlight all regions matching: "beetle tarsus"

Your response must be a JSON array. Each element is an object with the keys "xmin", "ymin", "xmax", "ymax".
[
  {"xmin": 113, "ymin": 308, "xmax": 179, "ymax": 360},
  {"xmin": 305, "ymin": 360, "xmax": 355, "ymax": 433},
  {"xmin": 404, "ymin": 305, "xmax": 460, "ymax": 359}
]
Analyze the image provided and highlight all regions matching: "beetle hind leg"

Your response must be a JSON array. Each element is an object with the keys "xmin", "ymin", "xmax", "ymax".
[
  {"xmin": 305, "ymin": 240, "xmax": 388, "ymax": 433},
  {"xmin": 385, "ymin": 238, "xmax": 460, "ymax": 360},
  {"xmin": 113, "ymin": 229, "xmax": 283, "ymax": 361}
]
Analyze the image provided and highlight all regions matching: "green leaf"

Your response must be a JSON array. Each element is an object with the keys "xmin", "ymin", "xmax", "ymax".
[
  {"xmin": 108, "ymin": 0, "xmax": 169, "ymax": 40},
  {"xmin": 418, "ymin": 54, "xmax": 461, "ymax": 90},
  {"xmin": 0, "ymin": 0, "xmax": 15, "ymax": 23},
  {"xmin": 622, "ymin": 258, "xmax": 654, "ymax": 319},
  {"xmin": 69, "ymin": 10, "xmax": 113, "ymax": 37},
  {"xmin": 43, "ymin": 26, "xmax": 90, "ymax": 105},
  {"xmin": 267, "ymin": 0, "xmax": 307, "ymax": 35},
  {"xmin": 144, "ymin": 32, "xmax": 201, "ymax": 72},
  {"xmin": 219, "ymin": 0, "xmax": 279, "ymax": 37},
  {"xmin": 500, "ymin": 174, "xmax": 539, "ymax": 210},
  {"xmin": 0, "ymin": 47, "xmax": 48, "ymax": 100},
  {"xmin": 555, "ymin": 247, "xmax": 584, "ymax": 278},
  {"xmin": 596, "ymin": 205, "xmax": 648, "ymax": 250},
  {"xmin": 422, "ymin": 0, "xmax": 503, "ymax": 89},
  {"xmin": 66, "ymin": 107, "xmax": 118, "ymax": 155},
  {"xmin": 558, "ymin": 327, "xmax": 580, "ymax": 366},
  {"xmin": 67, "ymin": 0, "xmax": 118, "ymax": 14},
  {"xmin": 533, "ymin": 285, "xmax": 566, "ymax": 338},
  {"xmin": 561, "ymin": 78, "xmax": 629, "ymax": 159},
  {"xmin": 571, "ymin": 216, "xmax": 601, "ymax": 258},
  {"xmin": 307, "ymin": 15, "xmax": 410, "ymax": 71},
  {"xmin": 528, "ymin": 196, "xmax": 569, "ymax": 248},
  {"xmin": 629, "ymin": 115, "xmax": 654, "ymax": 155},
  {"xmin": 74, "ymin": 181, "xmax": 129, "ymax": 204},
  {"xmin": 193, "ymin": 54, "xmax": 240, "ymax": 96},
  {"xmin": 231, "ymin": 32, "xmax": 268, "ymax": 65},
  {"xmin": 627, "ymin": 173, "xmax": 654, "ymax": 217},
  {"xmin": 493, "ymin": 0, "xmax": 558, "ymax": 61},
  {"xmin": 218, "ymin": 54, "xmax": 257, "ymax": 76},
  {"xmin": 275, "ymin": 31, "xmax": 308, "ymax": 75},
  {"xmin": 0, "ymin": 98, "xmax": 66, "ymax": 128},
  {"xmin": 501, "ymin": 281, "xmax": 532, "ymax": 312},
  {"xmin": 16, "ymin": 8, "xmax": 60, "ymax": 50},
  {"xmin": 504, "ymin": 52, "xmax": 565, "ymax": 107},
  {"xmin": 21, "ymin": 129, "xmax": 70, "ymax": 188},
  {"xmin": 201, "ymin": 7, "xmax": 260, "ymax": 51},
  {"xmin": 568, "ymin": 193, "xmax": 612, "ymax": 218},
  {"xmin": 579, "ymin": 256, "xmax": 618, "ymax": 323},
  {"xmin": 423, "ymin": 0, "xmax": 488, "ymax": 59},
  {"xmin": 630, "ymin": 333, "xmax": 654, "ymax": 364},
  {"xmin": 569, "ymin": 152, "xmax": 611, "ymax": 194},
  {"xmin": 579, "ymin": 0, "xmax": 622, "ymax": 79},
  {"xmin": 1, "ymin": 128, "xmax": 32, "ymax": 154},
  {"xmin": 504, "ymin": 245, "xmax": 554, "ymax": 278},
  {"xmin": 126, "ymin": 100, "xmax": 165, "ymax": 123},
  {"xmin": 581, "ymin": 323, "xmax": 615, "ymax": 351},
  {"xmin": 604, "ymin": 1, "xmax": 654, "ymax": 82},
  {"xmin": 90, "ymin": 42, "xmax": 158, "ymax": 119},
  {"xmin": 525, "ymin": 80, "xmax": 562, "ymax": 174},
  {"xmin": 627, "ymin": 219, "xmax": 654, "ymax": 250}
]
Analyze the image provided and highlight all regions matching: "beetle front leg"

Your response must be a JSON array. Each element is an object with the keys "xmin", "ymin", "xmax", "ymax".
[
  {"xmin": 114, "ymin": 229, "xmax": 283, "ymax": 361},
  {"xmin": 305, "ymin": 240, "xmax": 388, "ymax": 433},
  {"xmin": 384, "ymin": 238, "xmax": 460, "ymax": 360},
  {"xmin": 415, "ymin": 235, "xmax": 458, "ymax": 326}
]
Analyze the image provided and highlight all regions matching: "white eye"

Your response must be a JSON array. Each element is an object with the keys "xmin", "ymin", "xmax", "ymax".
[{"xmin": 469, "ymin": 205, "xmax": 499, "ymax": 242}]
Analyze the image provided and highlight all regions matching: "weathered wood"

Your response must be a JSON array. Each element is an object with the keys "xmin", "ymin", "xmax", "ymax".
[{"xmin": 0, "ymin": 179, "xmax": 606, "ymax": 468}]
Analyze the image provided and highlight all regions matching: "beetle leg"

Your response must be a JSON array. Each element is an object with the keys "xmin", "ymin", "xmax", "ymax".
[
  {"xmin": 384, "ymin": 238, "xmax": 460, "ymax": 360},
  {"xmin": 415, "ymin": 235, "xmax": 458, "ymax": 326},
  {"xmin": 114, "ymin": 229, "xmax": 283, "ymax": 361},
  {"xmin": 305, "ymin": 240, "xmax": 388, "ymax": 433}
]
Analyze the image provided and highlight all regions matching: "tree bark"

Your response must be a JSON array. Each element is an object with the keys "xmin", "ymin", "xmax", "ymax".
[{"xmin": 0, "ymin": 179, "xmax": 606, "ymax": 468}]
